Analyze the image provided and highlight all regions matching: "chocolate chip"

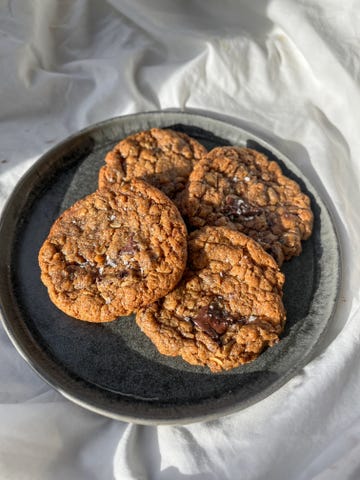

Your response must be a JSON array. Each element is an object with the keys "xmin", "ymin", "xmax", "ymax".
[
  {"xmin": 119, "ymin": 234, "xmax": 138, "ymax": 255},
  {"xmin": 191, "ymin": 299, "xmax": 243, "ymax": 340},
  {"xmin": 221, "ymin": 195, "xmax": 262, "ymax": 221},
  {"xmin": 116, "ymin": 270, "xmax": 128, "ymax": 279}
]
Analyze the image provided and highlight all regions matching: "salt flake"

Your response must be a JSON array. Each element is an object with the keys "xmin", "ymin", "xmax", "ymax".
[{"xmin": 105, "ymin": 255, "xmax": 117, "ymax": 268}]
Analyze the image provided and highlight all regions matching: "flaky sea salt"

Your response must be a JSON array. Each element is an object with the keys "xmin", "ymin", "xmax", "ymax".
[{"xmin": 105, "ymin": 255, "xmax": 117, "ymax": 268}]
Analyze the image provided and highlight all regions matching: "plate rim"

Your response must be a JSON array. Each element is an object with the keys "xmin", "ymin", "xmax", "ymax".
[{"xmin": 0, "ymin": 110, "xmax": 342, "ymax": 424}]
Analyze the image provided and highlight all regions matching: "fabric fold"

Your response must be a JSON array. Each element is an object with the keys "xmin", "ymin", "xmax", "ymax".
[{"xmin": 1, "ymin": 0, "xmax": 359, "ymax": 479}]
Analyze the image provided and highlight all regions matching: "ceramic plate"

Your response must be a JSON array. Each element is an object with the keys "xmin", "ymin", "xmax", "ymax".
[{"xmin": 0, "ymin": 111, "xmax": 340, "ymax": 424}]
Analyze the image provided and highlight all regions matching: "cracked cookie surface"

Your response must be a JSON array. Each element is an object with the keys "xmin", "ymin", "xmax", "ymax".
[
  {"xmin": 136, "ymin": 226, "xmax": 286, "ymax": 372},
  {"xmin": 181, "ymin": 146, "xmax": 313, "ymax": 265},
  {"xmin": 38, "ymin": 178, "xmax": 188, "ymax": 322},
  {"xmin": 98, "ymin": 128, "xmax": 207, "ymax": 206}
]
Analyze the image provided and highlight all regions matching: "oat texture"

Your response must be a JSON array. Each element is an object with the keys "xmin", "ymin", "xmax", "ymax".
[
  {"xmin": 136, "ymin": 226, "xmax": 286, "ymax": 372},
  {"xmin": 98, "ymin": 128, "xmax": 207, "ymax": 206},
  {"xmin": 38, "ymin": 178, "xmax": 188, "ymax": 322},
  {"xmin": 181, "ymin": 146, "xmax": 313, "ymax": 265}
]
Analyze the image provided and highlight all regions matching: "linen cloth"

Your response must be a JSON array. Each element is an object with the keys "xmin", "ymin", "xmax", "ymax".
[{"xmin": 1, "ymin": 0, "xmax": 360, "ymax": 478}]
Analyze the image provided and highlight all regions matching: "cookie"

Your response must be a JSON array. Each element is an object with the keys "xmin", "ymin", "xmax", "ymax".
[
  {"xmin": 38, "ymin": 178, "xmax": 188, "ymax": 322},
  {"xmin": 136, "ymin": 226, "xmax": 286, "ymax": 372},
  {"xmin": 181, "ymin": 146, "xmax": 313, "ymax": 265},
  {"xmin": 98, "ymin": 128, "xmax": 207, "ymax": 205}
]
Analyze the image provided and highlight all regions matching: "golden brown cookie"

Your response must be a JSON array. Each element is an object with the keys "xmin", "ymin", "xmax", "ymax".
[
  {"xmin": 136, "ymin": 226, "xmax": 286, "ymax": 372},
  {"xmin": 181, "ymin": 146, "xmax": 313, "ymax": 265},
  {"xmin": 38, "ymin": 179, "xmax": 188, "ymax": 322},
  {"xmin": 98, "ymin": 128, "xmax": 207, "ymax": 206}
]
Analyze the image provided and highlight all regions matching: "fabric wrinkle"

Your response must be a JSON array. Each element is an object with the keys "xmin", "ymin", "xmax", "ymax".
[{"xmin": 0, "ymin": 1, "xmax": 359, "ymax": 479}]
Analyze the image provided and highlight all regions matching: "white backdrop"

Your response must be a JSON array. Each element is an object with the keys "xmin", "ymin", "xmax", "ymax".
[{"xmin": 1, "ymin": 1, "xmax": 360, "ymax": 479}]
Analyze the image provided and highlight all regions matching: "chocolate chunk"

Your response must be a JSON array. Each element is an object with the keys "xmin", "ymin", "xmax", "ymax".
[
  {"xmin": 119, "ymin": 234, "xmax": 138, "ymax": 255},
  {"xmin": 221, "ymin": 195, "xmax": 262, "ymax": 221},
  {"xmin": 116, "ymin": 270, "xmax": 128, "ymax": 279},
  {"xmin": 192, "ymin": 299, "xmax": 243, "ymax": 339}
]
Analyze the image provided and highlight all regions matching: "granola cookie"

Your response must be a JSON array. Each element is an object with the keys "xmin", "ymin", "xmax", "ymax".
[
  {"xmin": 181, "ymin": 146, "xmax": 313, "ymax": 265},
  {"xmin": 38, "ymin": 178, "xmax": 187, "ymax": 322},
  {"xmin": 136, "ymin": 226, "xmax": 286, "ymax": 372},
  {"xmin": 98, "ymin": 128, "xmax": 207, "ymax": 205}
]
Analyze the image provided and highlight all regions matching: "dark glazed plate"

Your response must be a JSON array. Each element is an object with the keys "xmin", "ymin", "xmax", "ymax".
[{"xmin": 0, "ymin": 112, "xmax": 340, "ymax": 424}]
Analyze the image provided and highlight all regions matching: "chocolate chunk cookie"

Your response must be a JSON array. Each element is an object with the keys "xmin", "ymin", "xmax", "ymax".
[
  {"xmin": 98, "ymin": 128, "xmax": 207, "ymax": 205},
  {"xmin": 136, "ymin": 226, "xmax": 286, "ymax": 372},
  {"xmin": 38, "ymin": 178, "xmax": 188, "ymax": 322},
  {"xmin": 181, "ymin": 146, "xmax": 313, "ymax": 265}
]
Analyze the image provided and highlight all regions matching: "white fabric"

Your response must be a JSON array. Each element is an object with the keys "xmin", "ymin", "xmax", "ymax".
[{"xmin": 1, "ymin": 0, "xmax": 359, "ymax": 478}]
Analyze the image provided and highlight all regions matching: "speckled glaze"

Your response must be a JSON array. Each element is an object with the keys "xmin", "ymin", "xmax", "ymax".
[{"xmin": 0, "ymin": 112, "xmax": 341, "ymax": 425}]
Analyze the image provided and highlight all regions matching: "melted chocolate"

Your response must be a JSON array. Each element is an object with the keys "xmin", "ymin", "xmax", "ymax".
[
  {"xmin": 116, "ymin": 270, "xmax": 128, "ymax": 279},
  {"xmin": 191, "ymin": 300, "xmax": 245, "ymax": 340},
  {"xmin": 119, "ymin": 234, "xmax": 138, "ymax": 255},
  {"xmin": 221, "ymin": 195, "xmax": 262, "ymax": 221}
]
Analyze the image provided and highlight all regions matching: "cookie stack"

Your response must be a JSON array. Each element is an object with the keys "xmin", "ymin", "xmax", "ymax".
[{"xmin": 39, "ymin": 128, "xmax": 313, "ymax": 372}]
